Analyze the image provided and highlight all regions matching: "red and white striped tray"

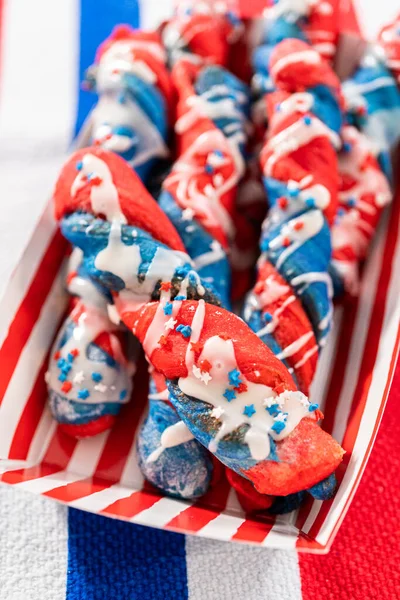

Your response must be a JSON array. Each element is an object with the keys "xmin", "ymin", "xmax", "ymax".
[{"xmin": 0, "ymin": 176, "xmax": 398, "ymax": 552}]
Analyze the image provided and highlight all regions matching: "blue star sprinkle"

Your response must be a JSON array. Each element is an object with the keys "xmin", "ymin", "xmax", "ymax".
[
  {"xmin": 67, "ymin": 353, "xmax": 75, "ymax": 363},
  {"xmin": 271, "ymin": 421, "xmax": 286, "ymax": 434},
  {"xmin": 174, "ymin": 295, "xmax": 186, "ymax": 301},
  {"xmin": 305, "ymin": 197, "xmax": 316, "ymax": 208},
  {"xmin": 91, "ymin": 372, "xmax": 103, "ymax": 383},
  {"xmin": 205, "ymin": 164, "xmax": 214, "ymax": 175},
  {"xmin": 76, "ymin": 161, "xmax": 83, "ymax": 171},
  {"xmin": 176, "ymin": 324, "xmax": 192, "ymax": 338},
  {"xmin": 223, "ymin": 389, "xmax": 236, "ymax": 402},
  {"xmin": 343, "ymin": 141, "xmax": 352, "ymax": 153},
  {"xmin": 61, "ymin": 363, "xmax": 72, "ymax": 374},
  {"xmin": 243, "ymin": 404, "xmax": 256, "ymax": 418},
  {"xmin": 228, "ymin": 368, "xmax": 242, "ymax": 387},
  {"xmin": 303, "ymin": 115, "xmax": 312, "ymax": 126},
  {"xmin": 58, "ymin": 373, "xmax": 67, "ymax": 383},
  {"xmin": 347, "ymin": 197, "xmax": 357, "ymax": 207},
  {"xmin": 120, "ymin": 389, "xmax": 128, "ymax": 401},
  {"xmin": 78, "ymin": 388, "xmax": 90, "ymax": 399},
  {"xmin": 57, "ymin": 358, "xmax": 66, "ymax": 369},
  {"xmin": 288, "ymin": 187, "xmax": 300, "ymax": 198},
  {"xmin": 266, "ymin": 404, "xmax": 280, "ymax": 416},
  {"xmin": 163, "ymin": 302, "xmax": 173, "ymax": 316},
  {"xmin": 309, "ymin": 403, "xmax": 319, "ymax": 412}
]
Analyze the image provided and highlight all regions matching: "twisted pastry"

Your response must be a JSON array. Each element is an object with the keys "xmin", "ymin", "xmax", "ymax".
[
  {"xmin": 263, "ymin": 0, "xmax": 339, "ymax": 64},
  {"xmin": 47, "ymin": 247, "xmax": 135, "ymax": 437},
  {"xmin": 245, "ymin": 38, "xmax": 342, "ymax": 396},
  {"xmin": 52, "ymin": 145, "xmax": 343, "ymax": 499},
  {"xmin": 84, "ymin": 25, "xmax": 173, "ymax": 182}
]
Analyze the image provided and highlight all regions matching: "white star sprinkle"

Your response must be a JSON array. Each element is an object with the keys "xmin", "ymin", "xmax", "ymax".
[
  {"xmin": 192, "ymin": 365, "xmax": 202, "ymax": 379},
  {"xmin": 94, "ymin": 383, "xmax": 107, "ymax": 393},
  {"xmin": 73, "ymin": 371, "xmax": 85, "ymax": 384},
  {"xmin": 200, "ymin": 372, "xmax": 212, "ymax": 385},
  {"xmin": 164, "ymin": 318, "xmax": 177, "ymax": 330},
  {"xmin": 274, "ymin": 412, "xmax": 288, "ymax": 422},
  {"xmin": 211, "ymin": 406, "xmax": 225, "ymax": 419},
  {"xmin": 182, "ymin": 208, "xmax": 195, "ymax": 221},
  {"xmin": 263, "ymin": 396, "xmax": 277, "ymax": 408}
]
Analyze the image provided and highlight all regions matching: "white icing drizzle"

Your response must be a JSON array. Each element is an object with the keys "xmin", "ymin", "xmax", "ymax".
[
  {"xmin": 146, "ymin": 420, "xmax": 195, "ymax": 463},
  {"xmin": 264, "ymin": 116, "xmax": 341, "ymax": 177},
  {"xmin": 184, "ymin": 299, "xmax": 206, "ymax": 370},
  {"xmin": 166, "ymin": 130, "xmax": 241, "ymax": 239},
  {"xmin": 148, "ymin": 389, "xmax": 170, "ymax": 401},
  {"xmin": 95, "ymin": 220, "xmax": 190, "ymax": 300},
  {"xmin": 276, "ymin": 331, "xmax": 314, "ymax": 360},
  {"xmin": 193, "ymin": 240, "xmax": 225, "ymax": 269},
  {"xmin": 268, "ymin": 210, "xmax": 325, "ymax": 270},
  {"xmin": 178, "ymin": 336, "xmax": 312, "ymax": 460},
  {"xmin": 290, "ymin": 271, "xmax": 333, "ymax": 331},
  {"xmin": 279, "ymin": 92, "xmax": 314, "ymax": 115},
  {"xmin": 294, "ymin": 344, "xmax": 318, "ymax": 369},
  {"xmin": 91, "ymin": 95, "xmax": 169, "ymax": 168},
  {"xmin": 71, "ymin": 154, "xmax": 127, "ymax": 222},
  {"xmin": 256, "ymin": 295, "xmax": 296, "ymax": 337},
  {"xmin": 271, "ymin": 49, "xmax": 321, "ymax": 79}
]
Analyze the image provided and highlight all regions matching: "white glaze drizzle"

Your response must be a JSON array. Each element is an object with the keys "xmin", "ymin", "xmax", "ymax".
[
  {"xmin": 71, "ymin": 154, "xmax": 127, "ymax": 222},
  {"xmin": 146, "ymin": 420, "xmax": 195, "ymax": 463},
  {"xmin": 178, "ymin": 336, "xmax": 312, "ymax": 460},
  {"xmin": 271, "ymin": 49, "xmax": 321, "ymax": 79},
  {"xmin": 276, "ymin": 331, "xmax": 314, "ymax": 360}
]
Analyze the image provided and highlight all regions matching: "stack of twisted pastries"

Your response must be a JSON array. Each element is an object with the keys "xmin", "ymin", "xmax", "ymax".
[{"xmin": 46, "ymin": 1, "xmax": 400, "ymax": 514}]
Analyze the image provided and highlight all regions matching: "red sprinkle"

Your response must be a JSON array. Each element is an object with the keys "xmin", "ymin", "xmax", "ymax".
[
  {"xmin": 274, "ymin": 383, "xmax": 286, "ymax": 395},
  {"xmin": 90, "ymin": 176, "xmax": 103, "ymax": 187},
  {"xmin": 159, "ymin": 335, "xmax": 168, "ymax": 347},
  {"xmin": 70, "ymin": 349, "xmax": 79, "ymax": 358},
  {"xmin": 190, "ymin": 341, "xmax": 203, "ymax": 353},
  {"xmin": 282, "ymin": 237, "xmax": 291, "ymax": 247},
  {"xmin": 254, "ymin": 281, "xmax": 265, "ymax": 295},
  {"xmin": 235, "ymin": 382, "xmax": 248, "ymax": 394},
  {"xmin": 200, "ymin": 359, "xmax": 212, "ymax": 373},
  {"xmin": 61, "ymin": 381, "xmax": 72, "ymax": 393},
  {"xmin": 294, "ymin": 221, "xmax": 304, "ymax": 231},
  {"xmin": 278, "ymin": 197, "xmax": 288, "ymax": 209},
  {"xmin": 112, "ymin": 68, "xmax": 120, "ymax": 75},
  {"xmin": 160, "ymin": 282, "xmax": 172, "ymax": 292},
  {"xmin": 53, "ymin": 351, "xmax": 61, "ymax": 361}
]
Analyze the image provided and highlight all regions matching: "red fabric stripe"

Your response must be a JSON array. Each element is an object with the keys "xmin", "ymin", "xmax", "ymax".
[
  {"xmin": 165, "ymin": 476, "xmax": 231, "ymax": 533},
  {"xmin": 300, "ymin": 357, "xmax": 400, "ymax": 598},
  {"xmin": 0, "ymin": 230, "xmax": 67, "ymax": 406}
]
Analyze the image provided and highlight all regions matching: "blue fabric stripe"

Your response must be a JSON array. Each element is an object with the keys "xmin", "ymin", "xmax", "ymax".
[
  {"xmin": 66, "ymin": 509, "xmax": 188, "ymax": 600},
  {"xmin": 74, "ymin": 0, "xmax": 140, "ymax": 136}
]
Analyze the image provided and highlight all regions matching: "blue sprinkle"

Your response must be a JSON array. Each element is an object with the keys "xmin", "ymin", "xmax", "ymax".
[
  {"xmin": 213, "ymin": 149, "xmax": 224, "ymax": 158},
  {"xmin": 67, "ymin": 353, "xmax": 75, "ymax": 363},
  {"xmin": 78, "ymin": 388, "xmax": 90, "ymax": 400},
  {"xmin": 275, "ymin": 103, "xmax": 281, "ymax": 112},
  {"xmin": 347, "ymin": 197, "xmax": 357, "ymax": 207},
  {"xmin": 91, "ymin": 372, "xmax": 103, "ymax": 383},
  {"xmin": 58, "ymin": 373, "xmax": 67, "ymax": 383},
  {"xmin": 261, "ymin": 239, "xmax": 270, "ymax": 253},
  {"xmin": 176, "ymin": 324, "xmax": 192, "ymax": 338},
  {"xmin": 228, "ymin": 368, "xmax": 242, "ymax": 386},
  {"xmin": 271, "ymin": 421, "xmax": 286, "ymax": 434},
  {"xmin": 76, "ymin": 161, "xmax": 83, "ymax": 171},
  {"xmin": 205, "ymin": 164, "xmax": 214, "ymax": 175},
  {"xmin": 264, "ymin": 312, "xmax": 273, "ymax": 323},
  {"xmin": 61, "ymin": 363, "xmax": 72, "ymax": 374},
  {"xmin": 57, "ymin": 358, "xmax": 66, "ymax": 369},
  {"xmin": 266, "ymin": 404, "xmax": 280, "ymax": 416},
  {"xmin": 175, "ymin": 265, "xmax": 191, "ymax": 278},
  {"xmin": 288, "ymin": 187, "xmax": 299, "ymax": 198},
  {"xmin": 163, "ymin": 302, "xmax": 173, "ymax": 316},
  {"xmin": 338, "ymin": 208, "xmax": 346, "ymax": 216},
  {"xmin": 86, "ymin": 172, "xmax": 94, "ymax": 181},
  {"xmin": 174, "ymin": 295, "xmax": 186, "ymax": 301},
  {"xmin": 303, "ymin": 115, "xmax": 312, "ymax": 126},
  {"xmin": 120, "ymin": 389, "xmax": 128, "ymax": 401},
  {"xmin": 343, "ymin": 141, "xmax": 352, "ymax": 153},
  {"xmin": 223, "ymin": 388, "xmax": 236, "ymax": 402},
  {"xmin": 309, "ymin": 403, "xmax": 319, "ymax": 412},
  {"xmin": 305, "ymin": 197, "xmax": 316, "ymax": 208},
  {"xmin": 106, "ymin": 355, "xmax": 116, "ymax": 367},
  {"xmin": 243, "ymin": 404, "xmax": 256, "ymax": 418}
]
